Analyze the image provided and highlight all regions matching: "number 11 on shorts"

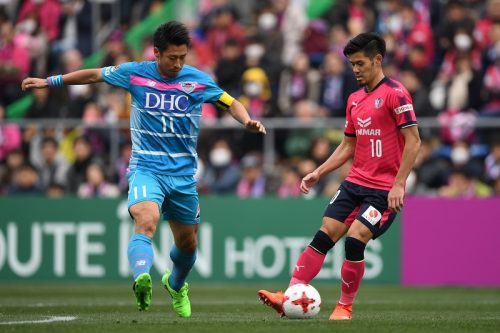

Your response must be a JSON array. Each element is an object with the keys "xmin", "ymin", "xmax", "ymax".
[{"xmin": 133, "ymin": 185, "xmax": 147, "ymax": 199}]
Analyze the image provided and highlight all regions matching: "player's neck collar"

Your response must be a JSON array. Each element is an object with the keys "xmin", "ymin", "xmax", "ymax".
[{"xmin": 364, "ymin": 76, "xmax": 387, "ymax": 93}]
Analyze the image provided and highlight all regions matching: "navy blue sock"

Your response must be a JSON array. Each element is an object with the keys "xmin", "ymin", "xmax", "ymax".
[
  {"xmin": 168, "ymin": 245, "xmax": 196, "ymax": 291},
  {"xmin": 127, "ymin": 234, "xmax": 154, "ymax": 279}
]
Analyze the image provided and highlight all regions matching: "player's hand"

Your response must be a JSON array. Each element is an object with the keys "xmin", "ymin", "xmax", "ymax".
[
  {"xmin": 388, "ymin": 183, "xmax": 405, "ymax": 212},
  {"xmin": 21, "ymin": 77, "xmax": 48, "ymax": 91},
  {"xmin": 300, "ymin": 170, "xmax": 320, "ymax": 194},
  {"xmin": 245, "ymin": 120, "xmax": 266, "ymax": 134}
]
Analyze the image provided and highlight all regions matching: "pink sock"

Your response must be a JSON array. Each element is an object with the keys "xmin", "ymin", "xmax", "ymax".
[
  {"xmin": 339, "ymin": 259, "xmax": 365, "ymax": 305},
  {"xmin": 289, "ymin": 246, "xmax": 326, "ymax": 287}
]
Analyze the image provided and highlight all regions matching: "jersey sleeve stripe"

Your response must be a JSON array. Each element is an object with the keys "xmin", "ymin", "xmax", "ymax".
[
  {"xmin": 399, "ymin": 121, "xmax": 418, "ymax": 129},
  {"xmin": 130, "ymin": 128, "xmax": 197, "ymax": 139},
  {"xmin": 129, "ymin": 75, "xmax": 206, "ymax": 92},
  {"xmin": 133, "ymin": 149, "xmax": 197, "ymax": 158}
]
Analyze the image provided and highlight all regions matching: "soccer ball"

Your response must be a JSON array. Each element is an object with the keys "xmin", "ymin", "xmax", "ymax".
[{"xmin": 283, "ymin": 283, "xmax": 321, "ymax": 319}]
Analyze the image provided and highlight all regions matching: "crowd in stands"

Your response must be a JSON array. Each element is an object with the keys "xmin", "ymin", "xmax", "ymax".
[{"xmin": 0, "ymin": 0, "xmax": 500, "ymax": 198}]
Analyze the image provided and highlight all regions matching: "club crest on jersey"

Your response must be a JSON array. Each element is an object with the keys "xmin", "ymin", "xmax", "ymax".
[
  {"xmin": 180, "ymin": 82, "xmax": 197, "ymax": 93},
  {"xmin": 374, "ymin": 98, "xmax": 383, "ymax": 109}
]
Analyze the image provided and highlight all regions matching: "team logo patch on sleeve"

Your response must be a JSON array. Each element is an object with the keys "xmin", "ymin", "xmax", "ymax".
[
  {"xmin": 361, "ymin": 205, "xmax": 382, "ymax": 225},
  {"xmin": 104, "ymin": 65, "xmax": 118, "ymax": 76},
  {"xmin": 180, "ymin": 82, "xmax": 197, "ymax": 93},
  {"xmin": 394, "ymin": 104, "xmax": 414, "ymax": 114}
]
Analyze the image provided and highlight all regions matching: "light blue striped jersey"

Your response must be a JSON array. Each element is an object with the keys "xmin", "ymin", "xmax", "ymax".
[{"xmin": 102, "ymin": 62, "xmax": 231, "ymax": 175}]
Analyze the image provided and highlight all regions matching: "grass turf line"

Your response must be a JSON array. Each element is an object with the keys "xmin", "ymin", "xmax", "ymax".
[{"xmin": 0, "ymin": 283, "xmax": 499, "ymax": 333}]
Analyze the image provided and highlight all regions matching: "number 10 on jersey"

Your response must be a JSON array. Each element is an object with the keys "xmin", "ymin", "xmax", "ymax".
[{"xmin": 370, "ymin": 139, "xmax": 382, "ymax": 157}]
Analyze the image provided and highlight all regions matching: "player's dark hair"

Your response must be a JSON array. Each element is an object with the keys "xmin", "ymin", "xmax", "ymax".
[
  {"xmin": 343, "ymin": 32, "xmax": 386, "ymax": 59},
  {"xmin": 153, "ymin": 21, "xmax": 191, "ymax": 52}
]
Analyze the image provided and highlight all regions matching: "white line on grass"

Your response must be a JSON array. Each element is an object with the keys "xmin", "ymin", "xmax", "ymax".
[{"xmin": 0, "ymin": 316, "xmax": 77, "ymax": 325}]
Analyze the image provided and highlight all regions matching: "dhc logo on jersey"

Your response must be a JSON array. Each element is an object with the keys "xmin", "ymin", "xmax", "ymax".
[{"xmin": 144, "ymin": 92, "xmax": 190, "ymax": 111}]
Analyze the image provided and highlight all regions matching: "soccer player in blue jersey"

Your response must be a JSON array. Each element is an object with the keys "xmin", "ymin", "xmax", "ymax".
[{"xmin": 22, "ymin": 21, "xmax": 266, "ymax": 317}]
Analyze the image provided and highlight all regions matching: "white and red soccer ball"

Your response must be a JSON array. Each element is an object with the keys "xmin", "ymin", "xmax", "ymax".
[{"xmin": 283, "ymin": 283, "xmax": 321, "ymax": 319}]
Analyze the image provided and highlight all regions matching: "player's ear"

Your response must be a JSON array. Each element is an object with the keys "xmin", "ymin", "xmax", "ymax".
[
  {"xmin": 374, "ymin": 54, "xmax": 383, "ymax": 66},
  {"xmin": 153, "ymin": 47, "xmax": 160, "ymax": 61}
]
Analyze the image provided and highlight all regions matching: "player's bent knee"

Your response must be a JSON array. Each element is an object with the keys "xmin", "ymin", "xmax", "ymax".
[
  {"xmin": 344, "ymin": 236, "xmax": 366, "ymax": 261},
  {"xmin": 130, "ymin": 203, "xmax": 160, "ymax": 236},
  {"xmin": 320, "ymin": 217, "xmax": 348, "ymax": 242},
  {"xmin": 176, "ymin": 237, "xmax": 197, "ymax": 253}
]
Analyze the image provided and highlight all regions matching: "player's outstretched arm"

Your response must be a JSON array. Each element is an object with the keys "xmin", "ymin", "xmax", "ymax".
[
  {"xmin": 21, "ymin": 69, "xmax": 104, "ymax": 91},
  {"xmin": 227, "ymin": 99, "xmax": 266, "ymax": 134},
  {"xmin": 301, "ymin": 136, "xmax": 356, "ymax": 194}
]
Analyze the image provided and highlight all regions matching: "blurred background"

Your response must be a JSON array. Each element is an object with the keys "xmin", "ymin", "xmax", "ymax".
[{"xmin": 0, "ymin": 0, "xmax": 499, "ymax": 286}]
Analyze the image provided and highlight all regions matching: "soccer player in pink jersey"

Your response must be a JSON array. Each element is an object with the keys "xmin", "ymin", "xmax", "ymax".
[{"xmin": 258, "ymin": 32, "xmax": 421, "ymax": 320}]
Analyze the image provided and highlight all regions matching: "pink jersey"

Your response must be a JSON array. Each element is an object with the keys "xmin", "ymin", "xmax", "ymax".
[{"xmin": 344, "ymin": 77, "xmax": 417, "ymax": 190}]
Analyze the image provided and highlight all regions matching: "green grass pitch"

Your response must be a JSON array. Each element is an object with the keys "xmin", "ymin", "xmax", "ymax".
[{"xmin": 1, "ymin": 282, "xmax": 499, "ymax": 333}]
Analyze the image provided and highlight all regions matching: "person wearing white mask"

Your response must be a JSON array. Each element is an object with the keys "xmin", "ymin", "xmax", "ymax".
[{"xmin": 197, "ymin": 139, "xmax": 241, "ymax": 195}]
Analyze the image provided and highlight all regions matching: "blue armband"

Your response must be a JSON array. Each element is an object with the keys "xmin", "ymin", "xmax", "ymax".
[{"xmin": 46, "ymin": 75, "xmax": 64, "ymax": 87}]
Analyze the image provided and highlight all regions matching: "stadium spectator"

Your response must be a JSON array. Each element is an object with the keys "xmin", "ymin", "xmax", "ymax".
[
  {"xmin": 34, "ymin": 136, "xmax": 69, "ymax": 189},
  {"xmin": 236, "ymin": 152, "xmax": 266, "ymax": 198},
  {"xmin": 438, "ymin": 168, "xmax": 492, "ymax": 198},
  {"xmin": 81, "ymin": 101, "xmax": 110, "ymax": 157},
  {"xmin": 0, "ymin": 21, "xmax": 30, "ymax": 105},
  {"xmin": 0, "ymin": 104, "xmax": 22, "ymax": 162},
  {"xmin": 323, "ymin": 0, "xmax": 376, "ymax": 36},
  {"xmin": 15, "ymin": 12, "xmax": 49, "ymax": 77},
  {"xmin": 274, "ymin": 0, "xmax": 308, "ymax": 67},
  {"xmin": 77, "ymin": 161, "xmax": 120, "ymax": 198},
  {"xmin": 493, "ymin": 177, "xmax": 500, "ymax": 196},
  {"xmin": 53, "ymin": 0, "xmax": 92, "ymax": 57},
  {"xmin": 197, "ymin": 139, "xmax": 240, "ymax": 194},
  {"xmin": 0, "ymin": 148, "xmax": 25, "ymax": 194},
  {"xmin": 214, "ymin": 38, "xmax": 246, "ymax": 98},
  {"xmin": 318, "ymin": 52, "xmax": 357, "ymax": 117},
  {"xmin": 66, "ymin": 136, "xmax": 93, "ymax": 193},
  {"xmin": 436, "ymin": 0, "xmax": 476, "ymax": 59},
  {"xmin": 46, "ymin": 182, "xmax": 65, "ymax": 197},
  {"xmin": 284, "ymin": 99, "xmax": 325, "ymax": 158},
  {"xmin": 278, "ymin": 52, "xmax": 320, "ymax": 116},
  {"xmin": 101, "ymin": 29, "xmax": 130, "ymax": 68},
  {"xmin": 17, "ymin": 0, "xmax": 61, "ymax": 42},
  {"xmin": 276, "ymin": 165, "xmax": 301, "ymax": 198},
  {"xmin": 302, "ymin": 19, "xmax": 330, "ymax": 68},
  {"xmin": 24, "ymin": 86, "xmax": 62, "ymax": 118},
  {"xmin": 251, "ymin": 2, "xmax": 284, "ymax": 94},
  {"xmin": 474, "ymin": 0, "xmax": 500, "ymax": 50},
  {"xmin": 204, "ymin": 4, "xmax": 246, "ymax": 60},
  {"xmin": 239, "ymin": 67, "xmax": 272, "ymax": 119},
  {"xmin": 8, "ymin": 163, "xmax": 44, "ymax": 195},
  {"xmin": 448, "ymin": 140, "xmax": 485, "ymax": 180},
  {"xmin": 308, "ymin": 136, "xmax": 333, "ymax": 167},
  {"xmin": 411, "ymin": 138, "xmax": 451, "ymax": 192},
  {"xmin": 399, "ymin": 69, "xmax": 436, "ymax": 118},
  {"xmin": 479, "ymin": 22, "xmax": 500, "ymax": 111},
  {"xmin": 114, "ymin": 142, "xmax": 131, "ymax": 194},
  {"xmin": 484, "ymin": 142, "xmax": 500, "ymax": 183}
]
